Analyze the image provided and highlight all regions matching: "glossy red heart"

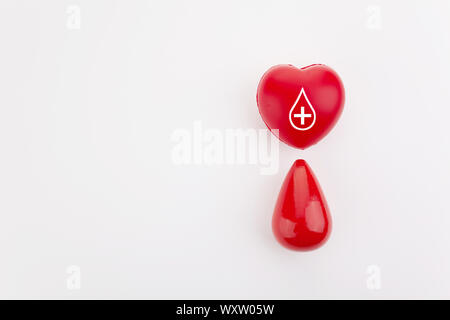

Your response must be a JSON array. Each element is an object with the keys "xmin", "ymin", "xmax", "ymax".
[
  {"xmin": 257, "ymin": 64, "xmax": 345, "ymax": 149},
  {"xmin": 272, "ymin": 159, "xmax": 331, "ymax": 251}
]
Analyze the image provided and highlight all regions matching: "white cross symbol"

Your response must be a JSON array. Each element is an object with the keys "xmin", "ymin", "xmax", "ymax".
[{"xmin": 293, "ymin": 106, "xmax": 312, "ymax": 125}]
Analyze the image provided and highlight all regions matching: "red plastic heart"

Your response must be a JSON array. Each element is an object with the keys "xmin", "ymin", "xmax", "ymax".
[{"xmin": 257, "ymin": 64, "xmax": 345, "ymax": 149}]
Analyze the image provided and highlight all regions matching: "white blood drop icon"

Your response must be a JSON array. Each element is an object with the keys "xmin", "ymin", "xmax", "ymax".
[{"xmin": 289, "ymin": 87, "xmax": 316, "ymax": 131}]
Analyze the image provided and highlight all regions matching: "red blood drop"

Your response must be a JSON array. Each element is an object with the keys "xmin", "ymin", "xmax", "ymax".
[{"xmin": 272, "ymin": 159, "xmax": 331, "ymax": 251}]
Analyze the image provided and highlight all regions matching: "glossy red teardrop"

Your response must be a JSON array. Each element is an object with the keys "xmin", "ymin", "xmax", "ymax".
[{"xmin": 272, "ymin": 159, "xmax": 331, "ymax": 251}]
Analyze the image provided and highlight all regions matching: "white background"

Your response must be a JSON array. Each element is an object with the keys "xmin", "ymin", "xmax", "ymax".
[{"xmin": 1, "ymin": 0, "xmax": 450, "ymax": 299}]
